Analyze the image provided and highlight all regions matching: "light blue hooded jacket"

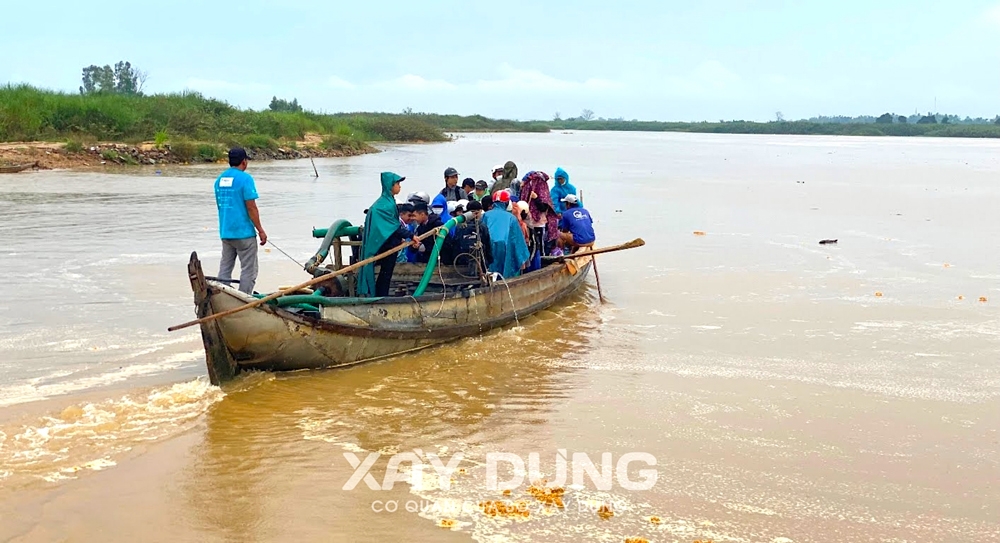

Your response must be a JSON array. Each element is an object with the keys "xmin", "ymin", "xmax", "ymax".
[{"xmin": 550, "ymin": 167, "xmax": 579, "ymax": 214}]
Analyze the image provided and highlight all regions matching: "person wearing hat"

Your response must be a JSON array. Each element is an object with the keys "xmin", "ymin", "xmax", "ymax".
[
  {"xmin": 556, "ymin": 193, "xmax": 595, "ymax": 252},
  {"xmin": 358, "ymin": 172, "xmax": 419, "ymax": 297},
  {"xmin": 472, "ymin": 180, "xmax": 489, "ymax": 202},
  {"xmin": 214, "ymin": 147, "xmax": 266, "ymax": 294},
  {"xmin": 440, "ymin": 167, "xmax": 463, "ymax": 202}
]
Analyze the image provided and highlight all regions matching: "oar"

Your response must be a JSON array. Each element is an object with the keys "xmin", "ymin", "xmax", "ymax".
[
  {"xmin": 167, "ymin": 227, "xmax": 440, "ymax": 332},
  {"xmin": 547, "ymin": 238, "xmax": 645, "ymax": 261},
  {"xmin": 591, "ymin": 255, "xmax": 606, "ymax": 303}
]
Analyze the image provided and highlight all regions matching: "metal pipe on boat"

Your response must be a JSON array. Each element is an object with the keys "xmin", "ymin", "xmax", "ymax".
[
  {"xmin": 305, "ymin": 219, "xmax": 359, "ymax": 275},
  {"xmin": 412, "ymin": 213, "xmax": 470, "ymax": 297}
]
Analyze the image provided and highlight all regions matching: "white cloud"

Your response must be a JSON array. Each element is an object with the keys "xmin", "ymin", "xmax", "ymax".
[
  {"xmin": 474, "ymin": 63, "xmax": 623, "ymax": 92},
  {"xmin": 327, "ymin": 76, "xmax": 356, "ymax": 90},
  {"xmin": 378, "ymin": 74, "xmax": 457, "ymax": 91},
  {"xmin": 183, "ymin": 78, "xmax": 271, "ymax": 93}
]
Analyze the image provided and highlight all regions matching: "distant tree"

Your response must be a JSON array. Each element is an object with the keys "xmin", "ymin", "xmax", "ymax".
[
  {"xmin": 775, "ymin": 111, "xmax": 785, "ymax": 122},
  {"xmin": 875, "ymin": 113, "xmax": 893, "ymax": 124},
  {"xmin": 941, "ymin": 115, "xmax": 950, "ymax": 124},
  {"xmin": 898, "ymin": 115, "xmax": 907, "ymax": 123},
  {"xmin": 553, "ymin": 111, "xmax": 562, "ymax": 121},
  {"xmin": 268, "ymin": 96, "xmax": 303, "ymax": 113},
  {"xmin": 402, "ymin": 107, "xmax": 413, "ymax": 115},
  {"xmin": 916, "ymin": 114, "xmax": 938, "ymax": 124},
  {"xmin": 580, "ymin": 109, "xmax": 594, "ymax": 121},
  {"xmin": 80, "ymin": 61, "xmax": 146, "ymax": 95},
  {"xmin": 994, "ymin": 116, "xmax": 1000, "ymax": 125}
]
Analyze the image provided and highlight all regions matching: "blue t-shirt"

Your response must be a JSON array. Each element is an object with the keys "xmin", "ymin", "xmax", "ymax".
[
  {"xmin": 558, "ymin": 206, "xmax": 595, "ymax": 245},
  {"xmin": 214, "ymin": 168, "xmax": 258, "ymax": 239}
]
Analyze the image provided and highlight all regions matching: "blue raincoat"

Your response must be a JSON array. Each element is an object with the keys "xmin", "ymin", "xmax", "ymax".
[
  {"xmin": 482, "ymin": 207, "xmax": 530, "ymax": 278},
  {"xmin": 550, "ymin": 167, "xmax": 579, "ymax": 215}
]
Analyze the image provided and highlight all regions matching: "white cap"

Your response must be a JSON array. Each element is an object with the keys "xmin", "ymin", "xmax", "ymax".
[
  {"xmin": 447, "ymin": 201, "xmax": 459, "ymax": 214},
  {"xmin": 457, "ymin": 199, "xmax": 469, "ymax": 210},
  {"xmin": 561, "ymin": 194, "xmax": 580, "ymax": 204}
]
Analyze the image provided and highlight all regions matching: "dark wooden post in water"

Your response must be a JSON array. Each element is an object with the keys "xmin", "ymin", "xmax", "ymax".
[{"xmin": 187, "ymin": 252, "xmax": 238, "ymax": 385}]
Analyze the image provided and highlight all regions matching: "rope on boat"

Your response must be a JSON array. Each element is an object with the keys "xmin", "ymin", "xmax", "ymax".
[{"xmin": 267, "ymin": 240, "xmax": 305, "ymax": 268}]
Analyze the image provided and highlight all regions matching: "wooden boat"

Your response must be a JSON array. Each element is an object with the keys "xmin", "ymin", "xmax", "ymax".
[
  {"xmin": 0, "ymin": 162, "xmax": 38, "ymax": 174},
  {"xmin": 185, "ymin": 218, "xmax": 595, "ymax": 385}
]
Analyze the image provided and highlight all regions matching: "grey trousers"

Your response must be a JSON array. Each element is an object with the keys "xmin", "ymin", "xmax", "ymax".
[{"xmin": 219, "ymin": 237, "xmax": 258, "ymax": 294}]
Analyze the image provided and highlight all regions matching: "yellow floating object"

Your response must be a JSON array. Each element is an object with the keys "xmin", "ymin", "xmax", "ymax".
[
  {"xmin": 264, "ymin": 248, "xmax": 271, "ymax": 253},
  {"xmin": 874, "ymin": 292, "xmax": 883, "ymax": 297},
  {"xmin": 958, "ymin": 295, "xmax": 965, "ymax": 300},
  {"xmin": 648, "ymin": 516, "xmax": 662, "ymax": 525},
  {"xmin": 437, "ymin": 519, "xmax": 456, "ymax": 529},
  {"xmin": 943, "ymin": 263, "xmax": 951, "ymax": 268},
  {"xmin": 625, "ymin": 538, "xmax": 650, "ymax": 543},
  {"xmin": 693, "ymin": 231, "xmax": 706, "ymax": 236},
  {"xmin": 980, "ymin": 296, "xmax": 988, "ymax": 303},
  {"xmin": 597, "ymin": 504, "xmax": 615, "ymax": 520}
]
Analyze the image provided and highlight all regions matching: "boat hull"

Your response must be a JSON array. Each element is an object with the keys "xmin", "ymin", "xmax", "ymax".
[{"xmin": 189, "ymin": 253, "xmax": 591, "ymax": 383}]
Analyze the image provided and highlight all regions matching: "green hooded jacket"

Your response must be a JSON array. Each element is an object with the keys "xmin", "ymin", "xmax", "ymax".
[{"xmin": 358, "ymin": 172, "xmax": 403, "ymax": 297}]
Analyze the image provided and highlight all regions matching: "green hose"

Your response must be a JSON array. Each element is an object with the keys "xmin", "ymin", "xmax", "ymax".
[
  {"xmin": 305, "ymin": 219, "xmax": 358, "ymax": 274},
  {"xmin": 412, "ymin": 214, "xmax": 466, "ymax": 297}
]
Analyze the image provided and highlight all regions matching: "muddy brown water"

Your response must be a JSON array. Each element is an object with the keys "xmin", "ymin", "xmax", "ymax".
[{"xmin": 1, "ymin": 132, "xmax": 999, "ymax": 542}]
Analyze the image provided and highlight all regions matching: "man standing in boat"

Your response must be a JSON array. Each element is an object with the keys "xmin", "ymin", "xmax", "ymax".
[
  {"xmin": 214, "ymin": 147, "xmax": 266, "ymax": 294},
  {"xmin": 440, "ymin": 167, "xmax": 463, "ymax": 202},
  {"xmin": 359, "ymin": 172, "xmax": 419, "ymax": 297}
]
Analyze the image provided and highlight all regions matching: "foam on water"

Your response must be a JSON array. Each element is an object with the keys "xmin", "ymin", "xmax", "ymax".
[{"xmin": 0, "ymin": 378, "xmax": 222, "ymax": 486}]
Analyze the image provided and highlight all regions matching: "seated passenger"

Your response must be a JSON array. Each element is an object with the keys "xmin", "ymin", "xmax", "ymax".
[
  {"xmin": 411, "ymin": 203, "xmax": 449, "ymax": 264},
  {"xmin": 481, "ymin": 195, "xmax": 530, "ymax": 278},
  {"xmin": 556, "ymin": 194, "xmax": 595, "ymax": 252},
  {"xmin": 445, "ymin": 200, "xmax": 492, "ymax": 270}
]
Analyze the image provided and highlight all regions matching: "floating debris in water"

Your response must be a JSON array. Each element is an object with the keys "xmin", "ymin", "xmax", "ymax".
[
  {"xmin": 648, "ymin": 516, "xmax": 662, "ymax": 525},
  {"xmin": 693, "ymin": 231, "xmax": 706, "ymax": 236},
  {"xmin": 502, "ymin": 489, "xmax": 512, "ymax": 496},
  {"xmin": 625, "ymin": 538, "xmax": 649, "ymax": 543},
  {"xmin": 527, "ymin": 481, "xmax": 565, "ymax": 508},
  {"xmin": 597, "ymin": 503, "xmax": 615, "ymax": 520},
  {"xmin": 980, "ymin": 296, "xmax": 988, "ymax": 303},
  {"xmin": 818, "ymin": 239, "xmax": 837, "ymax": 245},
  {"xmin": 437, "ymin": 519, "xmax": 456, "ymax": 529},
  {"xmin": 943, "ymin": 263, "xmax": 951, "ymax": 268},
  {"xmin": 478, "ymin": 500, "xmax": 530, "ymax": 520},
  {"xmin": 958, "ymin": 295, "xmax": 965, "ymax": 300},
  {"xmin": 874, "ymin": 292, "xmax": 883, "ymax": 297}
]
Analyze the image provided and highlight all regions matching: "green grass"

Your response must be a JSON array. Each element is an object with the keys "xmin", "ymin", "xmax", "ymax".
[
  {"xmin": 8, "ymin": 83, "xmax": 997, "ymax": 147},
  {"xmin": 0, "ymin": 84, "xmax": 452, "ymax": 147}
]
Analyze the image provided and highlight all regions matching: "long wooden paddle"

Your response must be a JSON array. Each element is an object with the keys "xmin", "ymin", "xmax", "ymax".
[
  {"xmin": 545, "ymin": 238, "xmax": 645, "ymax": 262},
  {"xmin": 167, "ymin": 227, "xmax": 440, "ymax": 332}
]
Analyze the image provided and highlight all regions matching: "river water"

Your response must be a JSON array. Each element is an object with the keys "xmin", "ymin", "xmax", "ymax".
[{"xmin": 1, "ymin": 132, "xmax": 998, "ymax": 542}]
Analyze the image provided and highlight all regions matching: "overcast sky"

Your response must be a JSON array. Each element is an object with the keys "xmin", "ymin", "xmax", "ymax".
[{"xmin": 3, "ymin": 0, "xmax": 999, "ymax": 121}]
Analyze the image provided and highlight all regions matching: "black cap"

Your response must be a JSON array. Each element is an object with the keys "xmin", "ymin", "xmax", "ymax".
[
  {"xmin": 475, "ymin": 180, "xmax": 488, "ymax": 190},
  {"xmin": 228, "ymin": 147, "xmax": 248, "ymax": 166},
  {"xmin": 400, "ymin": 202, "xmax": 415, "ymax": 213},
  {"xmin": 467, "ymin": 200, "xmax": 483, "ymax": 211},
  {"xmin": 444, "ymin": 167, "xmax": 458, "ymax": 178},
  {"xmin": 412, "ymin": 203, "xmax": 429, "ymax": 213},
  {"xmin": 462, "ymin": 177, "xmax": 475, "ymax": 188}
]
